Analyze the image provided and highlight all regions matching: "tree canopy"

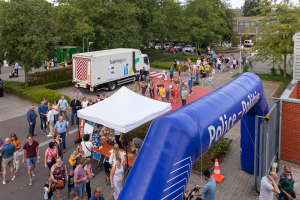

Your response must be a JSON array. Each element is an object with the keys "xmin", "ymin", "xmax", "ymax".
[{"xmin": 243, "ymin": 0, "xmax": 270, "ymax": 16}]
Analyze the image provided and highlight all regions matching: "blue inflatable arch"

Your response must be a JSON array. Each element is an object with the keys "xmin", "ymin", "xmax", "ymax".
[{"xmin": 119, "ymin": 73, "xmax": 269, "ymax": 200}]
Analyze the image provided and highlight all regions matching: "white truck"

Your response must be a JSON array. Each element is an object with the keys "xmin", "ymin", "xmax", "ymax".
[{"xmin": 72, "ymin": 48, "xmax": 150, "ymax": 91}]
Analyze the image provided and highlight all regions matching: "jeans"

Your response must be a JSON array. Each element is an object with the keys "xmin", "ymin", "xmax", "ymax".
[
  {"xmin": 182, "ymin": 99, "xmax": 186, "ymax": 106},
  {"xmin": 150, "ymin": 88, "xmax": 154, "ymax": 99},
  {"xmin": 188, "ymin": 84, "xmax": 193, "ymax": 94},
  {"xmin": 40, "ymin": 117, "xmax": 47, "ymax": 131},
  {"xmin": 205, "ymin": 71, "xmax": 209, "ymax": 77},
  {"xmin": 250, "ymin": 62, "xmax": 253, "ymax": 68},
  {"xmin": 170, "ymin": 74, "xmax": 173, "ymax": 81},
  {"xmin": 54, "ymin": 114, "xmax": 59, "ymax": 125},
  {"xmin": 47, "ymin": 162, "xmax": 52, "ymax": 175},
  {"xmin": 29, "ymin": 120, "xmax": 36, "ymax": 135},
  {"xmin": 59, "ymin": 132, "xmax": 66, "ymax": 150},
  {"xmin": 71, "ymin": 110, "xmax": 79, "ymax": 125}
]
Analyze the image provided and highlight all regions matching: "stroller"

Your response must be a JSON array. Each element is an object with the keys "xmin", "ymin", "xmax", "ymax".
[
  {"xmin": 184, "ymin": 186, "xmax": 200, "ymax": 200},
  {"xmin": 9, "ymin": 70, "xmax": 18, "ymax": 78}
]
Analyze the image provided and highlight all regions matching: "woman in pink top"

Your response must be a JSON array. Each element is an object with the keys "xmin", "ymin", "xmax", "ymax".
[{"xmin": 45, "ymin": 142, "xmax": 58, "ymax": 172}]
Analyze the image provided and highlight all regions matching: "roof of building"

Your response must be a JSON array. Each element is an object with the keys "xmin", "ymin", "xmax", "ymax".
[{"xmin": 232, "ymin": 9, "xmax": 243, "ymax": 17}]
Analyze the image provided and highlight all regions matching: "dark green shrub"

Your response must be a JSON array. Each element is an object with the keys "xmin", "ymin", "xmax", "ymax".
[
  {"xmin": 44, "ymin": 79, "xmax": 73, "ymax": 90},
  {"xmin": 151, "ymin": 62, "xmax": 184, "ymax": 70},
  {"xmin": 243, "ymin": 65, "xmax": 249, "ymax": 73},
  {"xmin": 280, "ymin": 68, "xmax": 284, "ymax": 76},
  {"xmin": 3, "ymin": 80, "xmax": 71, "ymax": 105},
  {"xmin": 270, "ymin": 67, "xmax": 277, "ymax": 76},
  {"xmin": 28, "ymin": 67, "xmax": 72, "ymax": 86}
]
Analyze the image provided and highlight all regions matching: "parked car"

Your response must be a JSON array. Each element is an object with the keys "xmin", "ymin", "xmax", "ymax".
[
  {"xmin": 244, "ymin": 40, "xmax": 254, "ymax": 47},
  {"xmin": 174, "ymin": 43, "xmax": 185, "ymax": 49},
  {"xmin": 184, "ymin": 44, "xmax": 195, "ymax": 52}
]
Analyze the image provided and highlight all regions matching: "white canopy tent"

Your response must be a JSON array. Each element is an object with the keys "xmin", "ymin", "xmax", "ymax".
[{"xmin": 77, "ymin": 86, "xmax": 172, "ymax": 133}]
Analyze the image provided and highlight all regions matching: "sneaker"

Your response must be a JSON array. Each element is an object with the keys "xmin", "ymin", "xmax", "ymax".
[
  {"xmin": 29, "ymin": 180, "xmax": 32, "ymax": 186},
  {"xmin": 41, "ymin": 130, "xmax": 44, "ymax": 133},
  {"xmin": 3, "ymin": 181, "xmax": 6, "ymax": 184},
  {"xmin": 32, "ymin": 171, "xmax": 35, "ymax": 177},
  {"xmin": 47, "ymin": 134, "xmax": 52, "ymax": 137},
  {"xmin": 11, "ymin": 175, "xmax": 15, "ymax": 181}
]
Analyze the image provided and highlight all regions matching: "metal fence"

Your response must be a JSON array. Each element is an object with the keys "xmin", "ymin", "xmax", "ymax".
[{"xmin": 254, "ymin": 97, "xmax": 281, "ymax": 192}]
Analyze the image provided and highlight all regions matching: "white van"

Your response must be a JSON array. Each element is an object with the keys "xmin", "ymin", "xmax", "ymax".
[
  {"xmin": 244, "ymin": 40, "xmax": 254, "ymax": 47},
  {"xmin": 72, "ymin": 48, "xmax": 150, "ymax": 91}
]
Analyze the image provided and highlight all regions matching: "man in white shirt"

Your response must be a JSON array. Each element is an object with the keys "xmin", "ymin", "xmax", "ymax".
[
  {"xmin": 259, "ymin": 172, "xmax": 280, "ymax": 200},
  {"xmin": 196, "ymin": 58, "xmax": 201, "ymax": 67}
]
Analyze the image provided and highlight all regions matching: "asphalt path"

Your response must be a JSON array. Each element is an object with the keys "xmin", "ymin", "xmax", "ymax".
[{"xmin": 0, "ymin": 112, "xmax": 104, "ymax": 199}]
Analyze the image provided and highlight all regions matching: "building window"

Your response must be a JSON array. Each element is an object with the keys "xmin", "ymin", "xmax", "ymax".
[
  {"xmin": 233, "ymin": 21, "xmax": 237, "ymax": 28},
  {"xmin": 238, "ymin": 22, "xmax": 245, "ymax": 28}
]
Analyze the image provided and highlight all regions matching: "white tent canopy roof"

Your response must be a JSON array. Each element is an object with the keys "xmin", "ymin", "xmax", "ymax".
[{"xmin": 77, "ymin": 86, "xmax": 172, "ymax": 133}]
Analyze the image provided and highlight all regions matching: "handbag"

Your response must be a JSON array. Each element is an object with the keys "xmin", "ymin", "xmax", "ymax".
[{"xmin": 69, "ymin": 155, "xmax": 76, "ymax": 166}]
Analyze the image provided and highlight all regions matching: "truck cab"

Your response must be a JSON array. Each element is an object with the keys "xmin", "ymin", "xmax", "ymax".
[{"xmin": 139, "ymin": 54, "xmax": 150, "ymax": 81}]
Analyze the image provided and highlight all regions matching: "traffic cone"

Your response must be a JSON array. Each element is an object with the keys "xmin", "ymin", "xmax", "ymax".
[{"xmin": 211, "ymin": 159, "xmax": 224, "ymax": 183}]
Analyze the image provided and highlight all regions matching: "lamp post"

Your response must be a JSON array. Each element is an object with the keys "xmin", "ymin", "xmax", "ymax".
[{"xmin": 236, "ymin": 34, "xmax": 242, "ymax": 74}]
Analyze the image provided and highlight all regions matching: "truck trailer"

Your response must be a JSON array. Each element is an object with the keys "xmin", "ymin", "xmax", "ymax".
[{"xmin": 72, "ymin": 48, "xmax": 150, "ymax": 91}]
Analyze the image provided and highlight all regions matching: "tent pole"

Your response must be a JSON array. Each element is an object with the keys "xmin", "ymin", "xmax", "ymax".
[{"xmin": 125, "ymin": 133, "xmax": 128, "ymax": 170}]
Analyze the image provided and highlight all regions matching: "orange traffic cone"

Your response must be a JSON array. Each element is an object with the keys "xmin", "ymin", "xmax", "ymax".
[{"xmin": 211, "ymin": 159, "xmax": 224, "ymax": 183}]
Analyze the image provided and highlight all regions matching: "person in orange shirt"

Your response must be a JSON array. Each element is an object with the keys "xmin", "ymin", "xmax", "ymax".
[{"xmin": 10, "ymin": 134, "xmax": 21, "ymax": 173}]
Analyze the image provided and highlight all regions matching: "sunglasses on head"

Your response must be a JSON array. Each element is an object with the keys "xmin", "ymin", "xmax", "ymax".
[{"xmin": 285, "ymin": 171, "xmax": 291, "ymax": 173}]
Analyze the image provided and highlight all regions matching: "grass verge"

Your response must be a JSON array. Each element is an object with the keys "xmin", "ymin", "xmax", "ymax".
[
  {"xmin": 3, "ymin": 80, "xmax": 72, "ymax": 104},
  {"xmin": 232, "ymin": 73, "xmax": 292, "ymax": 97},
  {"xmin": 121, "ymin": 121, "xmax": 230, "ymax": 172}
]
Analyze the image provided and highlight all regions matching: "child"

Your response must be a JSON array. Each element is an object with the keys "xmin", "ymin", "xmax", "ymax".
[
  {"xmin": 44, "ymin": 177, "xmax": 53, "ymax": 200},
  {"xmin": 164, "ymin": 72, "xmax": 168, "ymax": 83},
  {"xmin": 209, "ymin": 74, "xmax": 212, "ymax": 87},
  {"xmin": 104, "ymin": 155, "xmax": 111, "ymax": 185},
  {"xmin": 166, "ymin": 87, "xmax": 170, "ymax": 103},
  {"xmin": 68, "ymin": 169, "xmax": 76, "ymax": 198},
  {"xmin": 84, "ymin": 158, "xmax": 93, "ymax": 199},
  {"xmin": 212, "ymin": 68, "xmax": 215, "ymax": 78},
  {"xmin": 162, "ymin": 70, "xmax": 166, "ymax": 82},
  {"xmin": 178, "ymin": 66, "xmax": 181, "ymax": 77}
]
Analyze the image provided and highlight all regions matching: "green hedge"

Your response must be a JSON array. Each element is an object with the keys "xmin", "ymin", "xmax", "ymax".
[
  {"xmin": 150, "ymin": 62, "xmax": 184, "ymax": 70},
  {"xmin": 44, "ymin": 79, "xmax": 73, "ymax": 90},
  {"xmin": 155, "ymin": 53, "xmax": 200, "ymax": 63},
  {"xmin": 121, "ymin": 120, "xmax": 229, "ymax": 172},
  {"xmin": 28, "ymin": 67, "xmax": 72, "ymax": 86},
  {"xmin": 3, "ymin": 80, "xmax": 71, "ymax": 105}
]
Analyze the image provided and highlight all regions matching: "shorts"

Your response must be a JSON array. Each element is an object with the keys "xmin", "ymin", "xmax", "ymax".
[
  {"xmin": 2, "ymin": 156, "xmax": 14, "ymax": 169},
  {"xmin": 209, "ymin": 80, "xmax": 212, "ymax": 83},
  {"xmin": 75, "ymin": 183, "xmax": 86, "ymax": 197},
  {"xmin": 230, "ymin": 65, "xmax": 233, "ymax": 69},
  {"xmin": 26, "ymin": 157, "xmax": 37, "ymax": 167},
  {"xmin": 68, "ymin": 184, "xmax": 75, "ymax": 192}
]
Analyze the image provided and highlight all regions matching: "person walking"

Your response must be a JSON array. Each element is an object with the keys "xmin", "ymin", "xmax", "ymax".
[
  {"xmin": 249, "ymin": 54, "xmax": 253, "ymax": 68},
  {"xmin": 149, "ymin": 76, "xmax": 155, "ymax": 99},
  {"xmin": 53, "ymin": 134, "xmax": 63, "ymax": 160},
  {"xmin": 47, "ymin": 106, "xmax": 55, "ymax": 137},
  {"xmin": 27, "ymin": 105, "xmax": 37, "ymax": 136},
  {"xmin": 22, "ymin": 135, "xmax": 40, "ymax": 186},
  {"xmin": 81, "ymin": 97, "xmax": 88, "ymax": 109},
  {"xmin": 259, "ymin": 172, "xmax": 280, "ymax": 200},
  {"xmin": 140, "ymin": 82, "xmax": 147, "ymax": 97},
  {"xmin": 71, "ymin": 145, "xmax": 86, "ymax": 170},
  {"xmin": 181, "ymin": 87, "xmax": 188, "ymax": 106},
  {"xmin": 169, "ymin": 67, "xmax": 174, "ymax": 82},
  {"xmin": 76, "ymin": 90, "xmax": 83, "ymax": 102},
  {"xmin": 114, "ymin": 130, "xmax": 122, "ymax": 149},
  {"xmin": 45, "ymin": 142, "xmax": 58, "ymax": 172},
  {"xmin": 52, "ymin": 100, "xmax": 59, "ymax": 126},
  {"xmin": 89, "ymin": 186, "xmax": 104, "ymax": 200},
  {"xmin": 109, "ymin": 144, "xmax": 124, "ymax": 167},
  {"xmin": 276, "ymin": 165, "xmax": 296, "ymax": 200},
  {"xmin": 70, "ymin": 97, "xmax": 81, "ymax": 126},
  {"xmin": 84, "ymin": 158, "xmax": 93, "ymax": 199},
  {"xmin": 191, "ymin": 170, "xmax": 216, "ymax": 200},
  {"xmin": 133, "ymin": 71, "xmax": 141, "ymax": 92},
  {"xmin": 110, "ymin": 157, "xmax": 124, "ymax": 200},
  {"xmin": 0, "ymin": 138, "xmax": 16, "ymax": 184},
  {"xmin": 58, "ymin": 96, "xmax": 69, "ymax": 124},
  {"xmin": 173, "ymin": 83, "xmax": 179, "ymax": 105},
  {"xmin": 174, "ymin": 59, "xmax": 177, "ymax": 70},
  {"xmin": 0, "ymin": 138, "xmax": 3, "ymax": 175},
  {"xmin": 54, "ymin": 116, "xmax": 69, "ymax": 153},
  {"xmin": 14, "ymin": 61, "xmax": 19, "ymax": 76},
  {"xmin": 10, "ymin": 134, "xmax": 20, "ymax": 173},
  {"xmin": 188, "ymin": 72, "xmax": 193, "ymax": 96},
  {"xmin": 74, "ymin": 158, "xmax": 87, "ymax": 200},
  {"xmin": 0, "ymin": 78, "xmax": 4, "ymax": 97},
  {"xmin": 50, "ymin": 157, "xmax": 68, "ymax": 200},
  {"xmin": 38, "ymin": 100, "xmax": 48, "ymax": 133}
]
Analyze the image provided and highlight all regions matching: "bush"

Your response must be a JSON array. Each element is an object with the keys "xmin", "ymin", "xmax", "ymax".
[
  {"xmin": 150, "ymin": 62, "xmax": 184, "ymax": 70},
  {"xmin": 28, "ymin": 67, "xmax": 72, "ymax": 86},
  {"xmin": 243, "ymin": 65, "xmax": 249, "ymax": 73},
  {"xmin": 156, "ymin": 54, "xmax": 200, "ymax": 63},
  {"xmin": 121, "ymin": 120, "xmax": 229, "ymax": 172},
  {"xmin": 270, "ymin": 67, "xmax": 277, "ymax": 76},
  {"xmin": 44, "ymin": 79, "xmax": 73, "ymax": 90},
  {"xmin": 3, "ymin": 80, "xmax": 71, "ymax": 105}
]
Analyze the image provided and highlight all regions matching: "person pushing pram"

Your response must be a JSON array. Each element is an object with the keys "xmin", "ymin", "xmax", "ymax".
[{"xmin": 9, "ymin": 69, "xmax": 18, "ymax": 78}]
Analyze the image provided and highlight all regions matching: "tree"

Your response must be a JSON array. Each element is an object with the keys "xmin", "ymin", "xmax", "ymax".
[
  {"xmin": 0, "ymin": 0, "xmax": 56, "ymax": 86},
  {"xmin": 245, "ymin": 0, "xmax": 300, "ymax": 77},
  {"xmin": 243, "ymin": 0, "xmax": 270, "ymax": 16}
]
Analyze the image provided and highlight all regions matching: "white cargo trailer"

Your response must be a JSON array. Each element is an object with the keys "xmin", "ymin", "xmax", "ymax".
[{"xmin": 72, "ymin": 48, "xmax": 150, "ymax": 91}]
